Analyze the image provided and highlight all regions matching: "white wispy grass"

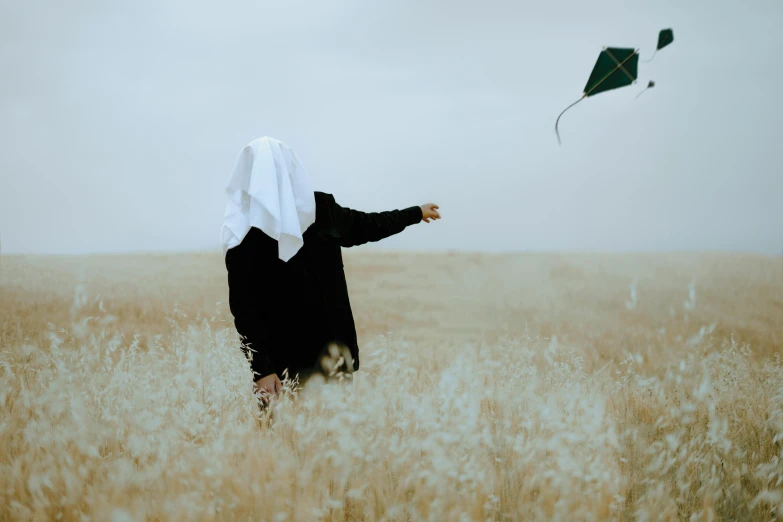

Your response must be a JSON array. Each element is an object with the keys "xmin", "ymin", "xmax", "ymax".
[{"xmin": 2, "ymin": 253, "xmax": 782, "ymax": 521}]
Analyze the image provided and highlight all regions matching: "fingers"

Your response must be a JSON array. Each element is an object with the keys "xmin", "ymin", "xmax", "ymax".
[
  {"xmin": 256, "ymin": 387, "xmax": 270, "ymax": 405},
  {"xmin": 254, "ymin": 374, "xmax": 283, "ymax": 405},
  {"xmin": 264, "ymin": 381, "xmax": 280, "ymax": 396},
  {"xmin": 420, "ymin": 203, "xmax": 440, "ymax": 224},
  {"xmin": 258, "ymin": 387, "xmax": 277, "ymax": 405},
  {"xmin": 260, "ymin": 388, "xmax": 274, "ymax": 403}
]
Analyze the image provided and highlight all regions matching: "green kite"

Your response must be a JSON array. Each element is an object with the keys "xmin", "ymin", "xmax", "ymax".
[
  {"xmin": 555, "ymin": 46, "xmax": 639, "ymax": 145},
  {"xmin": 636, "ymin": 80, "xmax": 655, "ymax": 99},
  {"xmin": 643, "ymin": 28, "xmax": 674, "ymax": 63}
]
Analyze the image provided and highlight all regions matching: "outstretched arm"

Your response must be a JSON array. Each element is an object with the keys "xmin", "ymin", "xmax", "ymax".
[{"xmin": 333, "ymin": 200, "xmax": 440, "ymax": 248}]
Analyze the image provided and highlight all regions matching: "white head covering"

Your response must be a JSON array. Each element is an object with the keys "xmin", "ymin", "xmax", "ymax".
[{"xmin": 221, "ymin": 137, "xmax": 316, "ymax": 261}]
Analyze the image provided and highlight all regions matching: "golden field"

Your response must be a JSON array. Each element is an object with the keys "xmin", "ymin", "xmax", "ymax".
[{"xmin": 1, "ymin": 251, "xmax": 782, "ymax": 521}]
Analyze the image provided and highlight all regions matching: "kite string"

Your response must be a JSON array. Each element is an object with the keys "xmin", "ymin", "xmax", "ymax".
[
  {"xmin": 641, "ymin": 49, "xmax": 658, "ymax": 63},
  {"xmin": 555, "ymin": 95, "xmax": 585, "ymax": 145}
]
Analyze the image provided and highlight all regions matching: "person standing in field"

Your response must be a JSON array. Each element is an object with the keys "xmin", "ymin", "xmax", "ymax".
[{"xmin": 221, "ymin": 137, "xmax": 441, "ymax": 402}]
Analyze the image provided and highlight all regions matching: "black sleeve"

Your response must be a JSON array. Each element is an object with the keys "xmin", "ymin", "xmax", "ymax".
[
  {"xmin": 225, "ymin": 231, "xmax": 278, "ymax": 382},
  {"xmin": 233, "ymin": 316, "xmax": 277, "ymax": 381},
  {"xmin": 331, "ymin": 199, "xmax": 423, "ymax": 248}
]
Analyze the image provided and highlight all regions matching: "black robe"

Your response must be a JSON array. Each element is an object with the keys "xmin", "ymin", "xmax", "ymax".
[{"xmin": 225, "ymin": 192, "xmax": 422, "ymax": 381}]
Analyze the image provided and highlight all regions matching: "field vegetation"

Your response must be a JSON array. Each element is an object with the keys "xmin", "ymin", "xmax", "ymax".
[{"xmin": 1, "ymin": 251, "xmax": 782, "ymax": 521}]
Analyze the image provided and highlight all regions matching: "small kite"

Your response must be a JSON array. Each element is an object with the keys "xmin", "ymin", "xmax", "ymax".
[
  {"xmin": 554, "ymin": 46, "xmax": 639, "ymax": 145},
  {"xmin": 635, "ymin": 80, "xmax": 655, "ymax": 99},
  {"xmin": 643, "ymin": 28, "xmax": 674, "ymax": 63}
]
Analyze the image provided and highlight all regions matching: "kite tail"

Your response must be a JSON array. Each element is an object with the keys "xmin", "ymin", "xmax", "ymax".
[
  {"xmin": 555, "ymin": 95, "xmax": 585, "ymax": 145},
  {"xmin": 635, "ymin": 88, "xmax": 649, "ymax": 100},
  {"xmin": 641, "ymin": 50, "xmax": 658, "ymax": 63}
]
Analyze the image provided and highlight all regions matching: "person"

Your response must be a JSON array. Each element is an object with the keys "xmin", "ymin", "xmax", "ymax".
[{"xmin": 221, "ymin": 137, "xmax": 440, "ymax": 403}]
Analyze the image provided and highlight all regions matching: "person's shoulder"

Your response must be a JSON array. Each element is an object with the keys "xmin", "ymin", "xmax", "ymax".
[
  {"xmin": 313, "ymin": 191, "xmax": 336, "ymax": 225},
  {"xmin": 314, "ymin": 191, "xmax": 336, "ymax": 205},
  {"xmin": 314, "ymin": 191, "xmax": 338, "ymax": 215}
]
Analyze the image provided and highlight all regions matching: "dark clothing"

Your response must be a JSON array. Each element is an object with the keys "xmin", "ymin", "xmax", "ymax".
[{"xmin": 225, "ymin": 192, "xmax": 422, "ymax": 382}]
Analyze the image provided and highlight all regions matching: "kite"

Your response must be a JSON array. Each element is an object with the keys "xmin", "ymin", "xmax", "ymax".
[
  {"xmin": 636, "ymin": 29, "xmax": 674, "ymax": 98},
  {"xmin": 554, "ymin": 46, "xmax": 639, "ymax": 145},
  {"xmin": 643, "ymin": 28, "xmax": 674, "ymax": 63},
  {"xmin": 635, "ymin": 80, "xmax": 655, "ymax": 99}
]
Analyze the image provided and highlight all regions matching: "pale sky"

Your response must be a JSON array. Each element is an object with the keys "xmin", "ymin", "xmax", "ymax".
[{"xmin": 1, "ymin": 0, "xmax": 781, "ymax": 255}]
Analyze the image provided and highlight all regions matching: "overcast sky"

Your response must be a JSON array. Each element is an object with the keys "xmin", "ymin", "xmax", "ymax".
[{"xmin": 1, "ymin": 0, "xmax": 781, "ymax": 255}]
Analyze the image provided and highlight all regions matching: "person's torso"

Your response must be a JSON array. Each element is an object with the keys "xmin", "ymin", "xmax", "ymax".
[{"xmin": 225, "ymin": 192, "xmax": 359, "ymax": 373}]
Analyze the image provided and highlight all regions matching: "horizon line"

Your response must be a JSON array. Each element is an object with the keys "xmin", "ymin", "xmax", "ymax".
[{"xmin": 1, "ymin": 247, "xmax": 779, "ymax": 259}]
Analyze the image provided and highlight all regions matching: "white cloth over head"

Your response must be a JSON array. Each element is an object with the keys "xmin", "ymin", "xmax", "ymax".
[{"xmin": 221, "ymin": 137, "xmax": 316, "ymax": 261}]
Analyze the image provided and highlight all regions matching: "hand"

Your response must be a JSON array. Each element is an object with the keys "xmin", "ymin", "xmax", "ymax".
[
  {"xmin": 420, "ymin": 203, "xmax": 441, "ymax": 223},
  {"xmin": 254, "ymin": 373, "xmax": 282, "ymax": 404}
]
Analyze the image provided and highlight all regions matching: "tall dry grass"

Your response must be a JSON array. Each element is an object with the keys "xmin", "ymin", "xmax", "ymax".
[{"xmin": 1, "ymin": 251, "xmax": 782, "ymax": 521}]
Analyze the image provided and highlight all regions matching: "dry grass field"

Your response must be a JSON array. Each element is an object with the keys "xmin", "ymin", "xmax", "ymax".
[{"xmin": 1, "ymin": 251, "xmax": 783, "ymax": 521}]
